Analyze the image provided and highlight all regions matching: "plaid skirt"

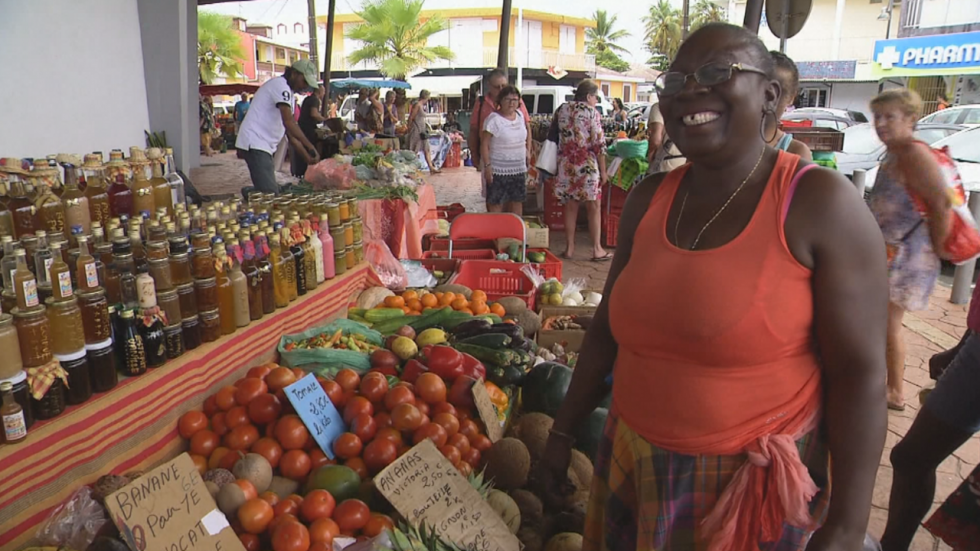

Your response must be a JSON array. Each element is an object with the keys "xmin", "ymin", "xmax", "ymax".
[{"xmin": 584, "ymin": 410, "xmax": 832, "ymax": 551}]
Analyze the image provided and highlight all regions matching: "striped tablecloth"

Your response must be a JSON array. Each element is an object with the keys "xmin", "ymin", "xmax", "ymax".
[{"xmin": 0, "ymin": 263, "xmax": 379, "ymax": 550}]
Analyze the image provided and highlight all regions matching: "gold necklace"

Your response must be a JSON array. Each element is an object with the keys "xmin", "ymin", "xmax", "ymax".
[{"xmin": 674, "ymin": 147, "xmax": 767, "ymax": 250}]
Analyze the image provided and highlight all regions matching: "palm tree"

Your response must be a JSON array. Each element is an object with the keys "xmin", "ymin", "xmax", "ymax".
[
  {"xmin": 586, "ymin": 10, "xmax": 631, "ymax": 55},
  {"xmin": 691, "ymin": 0, "xmax": 727, "ymax": 31},
  {"xmin": 643, "ymin": 0, "xmax": 682, "ymax": 66},
  {"xmin": 197, "ymin": 11, "xmax": 245, "ymax": 84},
  {"xmin": 345, "ymin": 0, "xmax": 454, "ymax": 80}
]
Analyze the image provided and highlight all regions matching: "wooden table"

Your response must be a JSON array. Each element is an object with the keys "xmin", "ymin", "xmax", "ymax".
[{"xmin": 0, "ymin": 264, "xmax": 379, "ymax": 550}]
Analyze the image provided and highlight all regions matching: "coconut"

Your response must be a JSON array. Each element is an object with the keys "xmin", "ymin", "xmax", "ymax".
[
  {"xmin": 268, "ymin": 475, "xmax": 300, "ymax": 498},
  {"xmin": 203, "ymin": 468, "xmax": 236, "ymax": 487},
  {"xmin": 509, "ymin": 413, "xmax": 554, "ymax": 461},
  {"xmin": 514, "ymin": 310, "xmax": 542, "ymax": 337},
  {"xmin": 486, "ymin": 490, "xmax": 521, "ymax": 534},
  {"xmin": 496, "ymin": 296, "xmax": 527, "ymax": 316},
  {"xmin": 434, "ymin": 283, "xmax": 473, "ymax": 300},
  {"xmin": 205, "ymin": 481, "xmax": 221, "ymax": 499},
  {"xmin": 232, "ymin": 453, "xmax": 273, "ymax": 493},
  {"xmin": 92, "ymin": 474, "xmax": 131, "ymax": 503},
  {"xmin": 216, "ymin": 483, "xmax": 247, "ymax": 517},
  {"xmin": 568, "ymin": 450, "xmax": 593, "ymax": 490},
  {"xmin": 545, "ymin": 532, "xmax": 583, "ymax": 551},
  {"xmin": 483, "ymin": 437, "xmax": 531, "ymax": 491},
  {"xmin": 510, "ymin": 489, "xmax": 544, "ymax": 529}
]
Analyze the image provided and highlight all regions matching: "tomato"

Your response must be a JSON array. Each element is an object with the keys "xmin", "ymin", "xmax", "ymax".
[
  {"xmin": 225, "ymin": 406, "xmax": 250, "ymax": 429},
  {"xmin": 359, "ymin": 372, "xmax": 389, "ymax": 403},
  {"xmin": 272, "ymin": 520, "xmax": 310, "ymax": 551},
  {"xmin": 215, "ymin": 386, "xmax": 238, "ymax": 411},
  {"xmin": 457, "ymin": 460, "xmax": 473, "ymax": 477},
  {"xmin": 447, "ymin": 433, "xmax": 471, "ymax": 454},
  {"xmin": 268, "ymin": 512, "xmax": 299, "ymax": 535},
  {"xmin": 350, "ymin": 413, "xmax": 378, "ymax": 443},
  {"xmin": 238, "ymin": 533, "xmax": 260, "ymax": 551},
  {"xmin": 178, "ymin": 410, "xmax": 209, "ymax": 439},
  {"xmin": 190, "ymin": 429, "xmax": 220, "ymax": 457},
  {"xmin": 290, "ymin": 367, "xmax": 306, "ymax": 380},
  {"xmin": 219, "ymin": 448, "xmax": 240, "ymax": 470},
  {"xmin": 415, "ymin": 373, "xmax": 448, "ymax": 404},
  {"xmin": 260, "ymin": 491, "xmax": 281, "ymax": 507},
  {"xmin": 343, "ymin": 396, "xmax": 374, "ymax": 425},
  {"xmin": 319, "ymin": 379, "xmax": 346, "ymax": 408},
  {"xmin": 265, "ymin": 418, "xmax": 279, "ymax": 439},
  {"xmin": 235, "ymin": 377, "xmax": 268, "ymax": 406},
  {"xmin": 246, "ymin": 365, "xmax": 272, "ymax": 380},
  {"xmin": 375, "ymin": 427, "xmax": 403, "ymax": 446},
  {"xmin": 416, "ymin": 401, "xmax": 430, "ymax": 417},
  {"xmin": 247, "ymin": 393, "xmax": 282, "ymax": 425},
  {"xmin": 309, "ymin": 449, "xmax": 335, "ymax": 470},
  {"xmin": 458, "ymin": 419, "xmax": 480, "ymax": 440},
  {"xmin": 333, "ymin": 433, "xmax": 363, "ymax": 460},
  {"xmin": 310, "ymin": 517, "xmax": 340, "ymax": 545},
  {"xmin": 251, "ymin": 437, "xmax": 284, "ymax": 468},
  {"xmin": 189, "ymin": 454, "xmax": 208, "ymax": 475},
  {"xmin": 238, "ymin": 498, "xmax": 274, "ymax": 534},
  {"xmin": 462, "ymin": 447, "xmax": 481, "ymax": 467},
  {"xmin": 413, "ymin": 423, "xmax": 448, "ymax": 448},
  {"xmin": 447, "ymin": 376, "xmax": 476, "ymax": 410},
  {"xmin": 273, "ymin": 499, "xmax": 300, "ymax": 518},
  {"xmin": 383, "ymin": 385, "xmax": 416, "ymax": 412},
  {"xmin": 334, "ymin": 369, "xmax": 361, "ymax": 393},
  {"xmin": 374, "ymin": 411, "xmax": 391, "ymax": 428},
  {"xmin": 440, "ymin": 445, "xmax": 461, "ymax": 465},
  {"xmin": 470, "ymin": 434, "xmax": 492, "ymax": 454},
  {"xmin": 225, "ymin": 424, "xmax": 259, "ymax": 451},
  {"xmin": 203, "ymin": 395, "xmax": 219, "ymax": 417},
  {"xmin": 363, "ymin": 438, "xmax": 398, "ymax": 474},
  {"xmin": 363, "ymin": 514, "xmax": 395, "ymax": 538},
  {"xmin": 345, "ymin": 457, "xmax": 369, "ymax": 480},
  {"xmin": 280, "ymin": 449, "xmax": 312, "ymax": 481},
  {"xmin": 309, "ymin": 543, "xmax": 331, "ymax": 551},
  {"xmin": 432, "ymin": 413, "xmax": 460, "ymax": 437},
  {"xmin": 300, "ymin": 489, "xmax": 336, "ymax": 522},
  {"xmin": 334, "ymin": 499, "xmax": 371, "ymax": 533},
  {"xmin": 391, "ymin": 403, "xmax": 423, "ymax": 431},
  {"xmin": 266, "ymin": 367, "xmax": 299, "ymax": 393},
  {"xmin": 235, "ymin": 479, "xmax": 258, "ymax": 500},
  {"xmin": 275, "ymin": 415, "xmax": 311, "ymax": 450},
  {"xmin": 431, "ymin": 402, "xmax": 457, "ymax": 417},
  {"xmin": 208, "ymin": 447, "xmax": 230, "ymax": 470}
]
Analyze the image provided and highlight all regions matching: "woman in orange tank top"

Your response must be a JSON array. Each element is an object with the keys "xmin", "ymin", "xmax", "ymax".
[{"xmin": 535, "ymin": 24, "xmax": 890, "ymax": 551}]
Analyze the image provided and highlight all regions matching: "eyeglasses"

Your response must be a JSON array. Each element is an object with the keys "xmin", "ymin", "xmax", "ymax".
[
  {"xmin": 502, "ymin": 97, "xmax": 520, "ymax": 103},
  {"xmin": 654, "ymin": 62, "xmax": 769, "ymax": 96}
]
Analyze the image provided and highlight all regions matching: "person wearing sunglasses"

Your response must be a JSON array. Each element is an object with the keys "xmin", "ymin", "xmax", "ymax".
[{"xmin": 534, "ymin": 23, "xmax": 887, "ymax": 551}]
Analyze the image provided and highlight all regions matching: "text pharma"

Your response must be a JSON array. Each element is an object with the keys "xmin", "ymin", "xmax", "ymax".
[{"xmin": 902, "ymin": 44, "xmax": 980, "ymax": 66}]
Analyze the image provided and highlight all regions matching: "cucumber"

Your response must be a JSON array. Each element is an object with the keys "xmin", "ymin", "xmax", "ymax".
[
  {"xmin": 457, "ymin": 333, "xmax": 512, "ymax": 349},
  {"xmin": 476, "ymin": 314, "xmax": 503, "ymax": 325},
  {"xmin": 443, "ymin": 311, "xmax": 479, "ymax": 330},
  {"xmin": 365, "ymin": 308, "xmax": 407, "ymax": 322},
  {"xmin": 371, "ymin": 315, "xmax": 414, "ymax": 334},
  {"xmin": 348, "ymin": 307, "xmax": 368, "ymax": 318},
  {"xmin": 488, "ymin": 365, "xmax": 525, "ymax": 387},
  {"xmin": 410, "ymin": 307, "xmax": 454, "ymax": 331},
  {"xmin": 453, "ymin": 343, "xmax": 519, "ymax": 367}
]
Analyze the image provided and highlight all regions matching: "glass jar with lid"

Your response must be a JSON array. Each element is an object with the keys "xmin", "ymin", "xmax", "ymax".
[
  {"xmin": 176, "ymin": 282, "xmax": 198, "ymax": 318},
  {"xmin": 169, "ymin": 251, "xmax": 192, "ymax": 286},
  {"xmin": 31, "ymin": 359, "xmax": 65, "ymax": 420},
  {"xmin": 147, "ymin": 258, "xmax": 172, "ymax": 291},
  {"xmin": 334, "ymin": 247, "xmax": 347, "ymax": 276},
  {"xmin": 13, "ymin": 305, "xmax": 52, "ymax": 367},
  {"xmin": 164, "ymin": 324, "xmax": 184, "ymax": 359},
  {"xmin": 156, "ymin": 288, "xmax": 181, "ymax": 327},
  {"xmin": 182, "ymin": 315, "xmax": 202, "ymax": 351},
  {"xmin": 77, "ymin": 288, "xmax": 110, "ymax": 344},
  {"xmin": 195, "ymin": 277, "xmax": 218, "ymax": 312},
  {"xmin": 0, "ymin": 313, "xmax": 24, "ymax": 380},
  {"xmin": 46, "ymin": 297, "xmax": 85, "ymax": 355},
  {"xmin": 85, "ymin": 338, "xmax": 117, "ymax": 392},
  {"xmin": 0, "ymin": 370, "xmax": 35, "ymax": 429},
  {"xmin": 338, "ymin": 199, "xmax": 351, "ymax": 222},
  {"xmin": 352, "ymin": 216, "xmax": 363, "ymax": 243},
  {"xmin": 57, "ymin": 349, "xmax": 91, "ymax": 405},
  {"xmin": 345, "ymin": 245, "xmax": 355, "ymax": 271},
  {"xmin": 145, "ymin": 241, "xmax": 168, "ymax": 261},
  {"xmin": 199, "ymin": 309, "xmax": 220, "ymax": 343},
  {"xmin": 191, "ymin": 246, "xmax": 215, "ymax": 279},
  {"xmin": 343, "ymin": 221, "xmax": 354, "ymax": 247}
]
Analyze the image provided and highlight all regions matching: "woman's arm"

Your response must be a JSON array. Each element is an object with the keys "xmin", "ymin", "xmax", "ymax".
[
  {"xmin": 785, "ymin": 167, "xmax": 888, "ymax": 549},
  {"xmin": 481, "ymin": 130, "xmax": 493, "ymax": 183},
  {"xmin": 895, "ymin": 141, "xmax": 951, "ymax": 254}
]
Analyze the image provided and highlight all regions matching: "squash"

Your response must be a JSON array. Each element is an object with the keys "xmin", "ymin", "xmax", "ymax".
[
  {"xmin": 356, "ymin": 287, "xmax": 394, "ymax": 310},
  {"xmin": 521, "ymin": 362, "xmax": 573, "ymax": 418},
  {"xmin": 573, "ymin": 407, "xmax": 608, "ymax": 461}
]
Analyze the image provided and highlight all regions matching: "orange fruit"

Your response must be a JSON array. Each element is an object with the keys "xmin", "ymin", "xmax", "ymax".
[
  {"xmin": 420, "ymin": 293, "xmax": 438, "ymax": 308},
  {"xmin": 384, "ymin": 296, "xmax": 406, "ymax": 309},
  {"xmin": 471, "ymin": 290, "xmax": 487, "ymax": 303},
  {"xmin": 459, "ymin": 307, "xmax": 474, "ymax": 315},
  {"xmin": 473, "ymin": 303, "xmax": 490, "ymax": 315},
  {"xmin": 439, "ymin": 293, "xmax": 456, "ymax": 306},
  {"xmin": 450, "ymin": 298, "xmax": 468, "ymax": 311},
  {"xmin": 434, "ymin": 292, "xmax": 444, "ymax": 300},
  {"xmin": 490, "ymin": 303, "xmax": 506, "ymax": 317},
  {"xmin": 402, "ymin": 290, "xmax": 419, "ymax": 302},
  {"xmin": 402, "ymin": 306, "xmax": 412, "ymax": 314},
  {"xmin": 406, "ymin": 299, "xmax": 423, "ymax": 312}
]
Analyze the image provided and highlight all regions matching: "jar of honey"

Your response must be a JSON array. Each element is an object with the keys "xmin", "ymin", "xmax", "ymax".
[
  {"xmin": 45, "ymin": 297, "xmax": 85, "ymax": 355},
  {"xmin": 169, "ymin": 252, "xmax": 192, "ymax": 286},
  {"xmin": 176, "ymin": 282, "xmax": 198, "ymax": 318},
  {"xmin": 77, "ymin": 289, "xmax": 110, "ymax": 344},
  {"xmin": 190, "ymin": 232, "xmax": 211, "ymax": 251},
  {"xmin": 85, "ymin": 338, "xmax": 117, "ymax": 393},
  {"xmin": 57, "ymin": 349, "xmax": 91, "ymax": 405},
  {"xmin": 0, "ymin": 314, "xmax": 24, "ymax": 380},
  {"xmin": 156, "ymin": 288, "xmax": 181, "ymax": 327},
  {"xmin": 147, "ymin": 258, "xmax": 172, "ymax": 291},
  {"xmin": 145, "ymin": 241, "xmax": 168, "ymax": 261},
  {"xmin": 191, "ymin": 247, "xmax": 215, "ymax": 279},
  {"xmin": 194, "ymin": 277, "xmax": 218, "ymax": 312},
  {"xmin": 13, "ymin": 306, "xmax": 52, "ymax": 368},
  {"xmin": 31, "ymin": 359, "xmax": 65, "ymax": 419},
  {"xmin": 182, "ymin": 316, "xmax": 201, "ymax": 351},
  {"xmin": 164, "ymin": 324, "xmax": 184, "ymax": 359},
  {"xmin": 199, "ymin": 309, "xmax": 221, "ymax": 343},
  {"xmin": 0, "ymin": 370, "xmax": 34, "ymax": 429}
]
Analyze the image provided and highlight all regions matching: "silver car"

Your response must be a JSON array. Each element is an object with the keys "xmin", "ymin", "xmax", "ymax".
[{"xmin": 836, "ymin": 123, "xmax": 964, "ymax": 177}]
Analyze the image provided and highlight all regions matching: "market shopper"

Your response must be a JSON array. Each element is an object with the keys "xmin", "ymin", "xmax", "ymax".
[
  {"xmin": 200, "ymin": 96, "xmax": 216, "ymax": 157},
  {"xmin": 469, "ymin": 68, "xmax": 531, "ymax": 177},
  {"xmin": 868, "ymin": 88, "xmax": 950, "ymax": 411},
  {"xmin": 236, "ymin": 59, "xmax": 321, "ymax": 195},
  {"xmin": 383, "ymin": 91, "xmax": 399, "ymax": 135},
  {"xmin": 234, "ymin": 93, "xmax": 250, "ymax": 136},
  {"xmin": 292, "ymin": 85, "xmax": 327, "ymax": 179},
  {"xmin": 612, "ymin": 98, "xmax": 627, "ymax": 123},
  {"xmin": 408, "ymin": 90, "xmax": 440, "ymax": 174},
  {"xmin": 646, "ymin": 102, "xmax": 686, "ymax": 173},
  {"xmin": 554, "ymin": 80, "xmax": 609, "ymax": 261},
  {"xmin": 536, "ymin": 22, "xmax": 888, "ymax": 551},
  {"xmin": 480, "ymin": 85, "xmax": 529, "ymax": 215},
  {"xmin": 765, "ymin": 52, "xmax": 812, "ymax": 159}
]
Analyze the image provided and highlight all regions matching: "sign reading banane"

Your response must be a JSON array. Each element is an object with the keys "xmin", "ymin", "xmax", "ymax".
[{"xmin": 872, "ymin": 31, "xmax": 980, "ymax": 78}]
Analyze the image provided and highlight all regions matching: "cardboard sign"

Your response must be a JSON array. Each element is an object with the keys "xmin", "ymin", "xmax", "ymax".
[
  {"xmin": 471, "ymin": 380, "xmax": 504, "ymax": 443},
  {"xmin": 374, "ymin": 440, "xmax": 520, "ymax": 551},
  {"xmin": 284, "ymin": 373, "xmax": 346, "ymax": 459},
  {"xmin": 105, "ymin": 453, "xmax": 245, "ymax": 551}
]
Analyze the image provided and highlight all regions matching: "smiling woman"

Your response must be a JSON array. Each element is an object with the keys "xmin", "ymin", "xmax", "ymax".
[{"xmin": 535, "ymin": 22, "xmax": 890, "ymax": 551}]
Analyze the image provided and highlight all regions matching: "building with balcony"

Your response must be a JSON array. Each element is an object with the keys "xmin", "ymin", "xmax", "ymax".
[{"xmin": 229, "ymin": 17, "xmax": 311, "ymax": 85}]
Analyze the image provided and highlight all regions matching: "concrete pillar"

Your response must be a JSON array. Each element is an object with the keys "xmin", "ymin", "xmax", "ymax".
[
  {"xmin": 950, "ymin": 192, "xmax": 980, "ymax": 304},
  {"xmin": 831, "ymin": 0, "xmax": 846, "ymax": 60},
  {"xmin": 137, "ymin": 0, "xmax": 199, "ymax": 173}
]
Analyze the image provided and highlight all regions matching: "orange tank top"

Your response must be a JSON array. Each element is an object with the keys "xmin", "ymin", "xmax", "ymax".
[{"xmin": 609, "ymin": 150, "xmax": 822, "ymax": 455}]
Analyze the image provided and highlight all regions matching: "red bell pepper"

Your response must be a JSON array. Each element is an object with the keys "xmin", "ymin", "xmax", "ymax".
[
  {"xmin": 400, "ymin": 359, "xmax": 428, "ymax": 384},
  {"xmin": 422, "ymin": 345, "xmax": 465, "ymax": 381},
  {"xmin": 368, "ymin": 366, "xmax": 399, "ymax": 377},
  {"xmin": 460, "ymin": 352, "xmax": 486, "ymax": 381},
  {"xmin": 448, "ymin": 375, "xmax": 476, "ymax": 409}
]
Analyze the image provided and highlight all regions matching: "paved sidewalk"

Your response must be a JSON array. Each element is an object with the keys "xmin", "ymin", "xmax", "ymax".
[{"xmin": 193, "ymin": 162, "xmax": 977, "ymax": 550}]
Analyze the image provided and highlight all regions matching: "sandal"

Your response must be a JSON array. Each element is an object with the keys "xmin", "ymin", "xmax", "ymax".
[
  {"xmin": 591, "ymin": 252, "xmax": 613, "ymax": 262},
  {"xmin": 887, "ymin": 401, "xmax": 906, "ymax": 412}
]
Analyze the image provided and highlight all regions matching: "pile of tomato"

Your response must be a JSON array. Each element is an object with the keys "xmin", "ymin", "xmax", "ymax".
[{"xmin": 178, "ymin": 362, "xmax": 495, "ymax": 551}]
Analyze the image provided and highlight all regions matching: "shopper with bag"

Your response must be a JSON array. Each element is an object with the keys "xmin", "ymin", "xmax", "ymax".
[
  {"xmin": 480, "ymin": 85, "xmax": 528, "ymax": 215},
  {"xmin": 868, "ymin": 88, "xmax": 951, "ymax": 411}
]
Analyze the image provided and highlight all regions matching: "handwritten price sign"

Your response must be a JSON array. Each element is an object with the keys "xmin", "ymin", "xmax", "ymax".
[{"xmin": 284, "ymin": 373, "xmax": 346, "ymax": 459}]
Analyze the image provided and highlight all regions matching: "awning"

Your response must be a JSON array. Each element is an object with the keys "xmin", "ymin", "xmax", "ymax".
[
  {"xmin": 406, "ymin": 75, "xmax": 481, "ymax": 97},
  {"xmin": 330, "ymin": 78, "xmax": 411, "ymax": 90},
  {"xmin": 200, "ymin": 83, "xmax": 260, "ymax": 96}
]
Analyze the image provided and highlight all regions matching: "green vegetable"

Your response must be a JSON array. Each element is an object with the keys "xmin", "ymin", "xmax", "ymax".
[
  {"xmin": 488, "ymin": 365, "xmax": 525, "ymax": 387},
  {"xmin": 364, "ymin": 308, "xmax": 407, "ymax": 322},
  {"xmin": 453, "ymin": 343, "xmax": 519, "ymax": 367},
  {"xmin": 457, "ymin": 333, "xmax": 512, "ymax": 349},
  {"xmin": 409, "ymin": 307, "xmax": 454, "ymax": 331},
  {"xmin": 442, "ymin": 311, "xmax": 480, "ymax": 330},
  {"xmin": 522, "ymin": 362, "xmax": 574, "ymax": 417}
]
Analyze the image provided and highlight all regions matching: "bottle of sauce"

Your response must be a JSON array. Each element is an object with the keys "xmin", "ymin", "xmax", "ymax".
[
  {"xmin": 1, "ymin": 236, "xmax": 16, "ymax": 291},
  {"xmin": 318, "ymin": 216, "xmax": 336, "ymax": 280},
  {"xmin": 140, "ymin": 305, "xmax": 167, "ymax": 368},
  {"xmin": 30, "ymin": 161, "xmax": 66, "ymax": 237},
  {"xmin": 81, "ymin": 154, "xmax": 111, "ymax": 232},
  {"xmin": 214, "ymin": 243, "xmax": 236, "ymax": 336},
  {"xmin": 227, "ymin": 242, "xmax": 251, "ymax": 328},
  {"xmin": 6, "ymin": 169, "xmax": 37, "ymax": 239},
  {"xmin": 75, "ymin": 235, "xmax": 100, "ymax": 293},
  {"xmin": 148, "ymin": 151, "xmax": 174, "ymax": 218},
  {"xmin": 33, "ymin": 231, "xmax": 53, "ymax": 289},
  {"xmin": 279, "ymin": 229, "xmax": 297, "ymax": 302},
  {"xmin": 130, "ymin": 151, "xmax": 156, "ymax": 221},
  {"xmin": 119, "ymin": 308, "xmax": 147, "ymax": 376},
  {"xmin": 48, "ymin": 242, "xmax": 73, "ymax": 302},
  {"xmin": 289, "ymin": 226, "xmax": 308, "ymax": 297},
  {"xmin": 105, "ymin": 150, "xmax": 133, "ymax": 219},
  {"xmin": 240, "ymin": 233, "xmax": 263, "ymax": 321},
  {"xmin": 269, "ymin": 234, "xmax": 289, "ymax": 308},
  {"xmin": 60, "ymin": 162, "xmax": 91, "ymax": 244},
  {"xmin": 13, "ymin": 249, "xmax": 39, "ymax": 310},
  {"xmin": 1, "ymin": 381, "xmax": 27, "ymax": 444},
  {"xmin": 254, "ymin": 232, "xmax": 275, "ymax": 314}
]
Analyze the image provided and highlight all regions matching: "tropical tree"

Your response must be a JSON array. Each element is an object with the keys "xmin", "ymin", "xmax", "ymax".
[
  {"xmin": 346, "ymin": 0, "xmax": 454, "ymax": 80},
  {"xmin": 691, "ymin": 0, "xmax": 727, "ymax": 31},
  {"xmin": 643, "ymin": 0, "xmax": 682, "ymax": 69},
  {"xmin": 586, "ymin": 10, "xmax": 631, "ymax": 55},
  {"xmin": 595, "ymin": 50, "xmax": 631, "ymax": 73},
  {"xmin": 197, "ymin": 11, "xmax": 245, "ymax": 84}
]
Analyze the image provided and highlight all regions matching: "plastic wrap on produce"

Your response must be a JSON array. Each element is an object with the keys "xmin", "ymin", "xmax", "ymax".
[
  {"xmin": 364, "ymin": 239, "xmax": 409, "ymax": 289},
  {"xmin": 278, "ymin": 318, "xmax": 384, "ymax": 374},
  {"xmin": 35, "ymin": 486, "xmax": 108, "ymax": 550},
  {"xmin": 305, "ymin": 158, "xmax": 357, "ymax": 190}
]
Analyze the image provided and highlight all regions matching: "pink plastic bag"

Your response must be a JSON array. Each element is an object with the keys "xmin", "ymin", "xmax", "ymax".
[
  {"xmin": 35, "ymin": 487, "xmax": 109, "ymax": 550},
  {"xmin": 305, "ymin": 158, "xmax": 356, "ymax": 191},
  {"xmin": 364, "ymin": 239, "xmax": 408, "ymax": 289}
]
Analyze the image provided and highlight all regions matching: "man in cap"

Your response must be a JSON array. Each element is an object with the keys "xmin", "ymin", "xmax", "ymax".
[{"xmin": 236, "ymin": 59, "xmax": 321, "ymax": 195}]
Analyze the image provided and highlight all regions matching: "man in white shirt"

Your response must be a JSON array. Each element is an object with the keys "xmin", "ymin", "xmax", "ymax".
[{"xmin": 236, "ymin": 59, "xmax": 321, "ymax": 195}]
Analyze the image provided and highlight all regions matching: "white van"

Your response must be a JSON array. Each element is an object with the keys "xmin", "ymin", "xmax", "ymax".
[{"xmin": 521, "ymin": 86, "xmax": 614, "ymax": 116}]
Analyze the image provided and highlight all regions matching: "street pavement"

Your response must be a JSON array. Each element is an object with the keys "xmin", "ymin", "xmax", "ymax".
[{"xmin": 193, "ymin": 154, "xmax": 975, "ymax": 550}]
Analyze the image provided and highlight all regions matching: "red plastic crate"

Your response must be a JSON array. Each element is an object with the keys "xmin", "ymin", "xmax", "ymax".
[
  {"xmin": 443, "ymin": 142, "xmax": 462, "ymax": 168},
  {"xmin": 527, "ymin": 248, "xmax": 562, "ymax": 280},
  {"xmin": 603, "ymin": 184, "xmax": 628, "ymax": 214},
  {"xmin": 543, "ymin": 180, "xmax": 565, "ymax": 231},
  {"xmin": 449, "ymin": 260, "xmax": 537, "ymax": 309},
  {"xmin": 603, "ymin": 212, "xmax": 620, "ymax": 248},
  {"xmin": 421, "ymin": 258, "xmax": 460, "ymax": 284},
  {"xmin": 422, "ymin": 249, "xmax": 496, "ymax": 260},
  {"xmin": 428, "ymin": 237, "xmax": 495, "ymax": 251}
]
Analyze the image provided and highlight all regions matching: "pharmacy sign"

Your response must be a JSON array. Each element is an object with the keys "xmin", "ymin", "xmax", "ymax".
[{"xmin": 872, "ymin": 31, "xmax": 980, "ymax": 78}]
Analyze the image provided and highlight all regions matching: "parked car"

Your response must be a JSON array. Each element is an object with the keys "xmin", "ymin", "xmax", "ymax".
[
  {"xmin": 521, "ymin": 86, "xmax": 614, "ymax": 116},
  {"xmin": 836, "ymin": 123, "xmax": 964, "ymax": 177},
  {"xmin": 790, "ymin": 107, "xmax": 869, "ymax": 123},
  {"xmin": 627, "ymin": 103, "xmax": 653, "ymax": 121},
  {"xmin": 919, "ymin": 104, "xmax": 980, "ymax": 127},
  {"xmin": 864, "ymin": 126, "xmax": 980, "ymax": 193},
  {"xmin": 780, "ymin": 111, "xmax": 858, "ymax": 131}
]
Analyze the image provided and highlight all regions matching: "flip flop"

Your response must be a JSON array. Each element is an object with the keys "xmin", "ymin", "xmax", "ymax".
[
  {"xmin": 562, "ymin": 251, "xmax": 573, "ymax": 260},
  {"xmin": 591, "ymin": 253, "xmax": 613, "ymax": 262},
  {"xmin": 887, "ymin": 401, "xmax": 906, "ymax": 412}
]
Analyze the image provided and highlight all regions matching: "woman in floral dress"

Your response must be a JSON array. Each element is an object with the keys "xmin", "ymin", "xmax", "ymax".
[{"xmin": 555, "ymin": 79, "xmax": 609, "ymax": 260}]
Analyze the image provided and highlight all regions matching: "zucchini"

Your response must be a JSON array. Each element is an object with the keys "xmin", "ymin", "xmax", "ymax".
[
  {"xmin": 348, "ymin": 314, "xmax": 373, "ymax": 327},
  {"xmin": 443, "ymin": 311, "xmax": 480, "ymax": 330},
  {"xmin": 364, "ymin": 308, "xmax": 407, "ymax": 322},
  {"xmin": 488, "ymin": 365, "xmax": 525, "ymax": 387},
  {"xmin": 348, "ymin": 307, "xmax": 368, "ymax": 318},
  {"xmin": 450, "ymin": 318, "xmax": 492, "ymax": 338},
  {"xmin": 371, "ymin": 316, "xmax": 414, "ymax": 334},
  {"xmin": 454, "ymin": 343, "xmax": 519, "ymax": 367},
  {"xmin": 457, "ymin": 333, "xmax": 512, "ymax": 349},
  {"xmin": 485, "ymin": 323, "xmax": 524, "ymax": 341},
  {"xmin": 476, "ymin": 314, "xmax": 503, "ymax": 325},
  {"xmin": 410, "ymin": 307, "xmax": 454, "ymax": 331},
  {"xmin": 512, "ymin": 349, "xmax": 533, "ymax": 369}
]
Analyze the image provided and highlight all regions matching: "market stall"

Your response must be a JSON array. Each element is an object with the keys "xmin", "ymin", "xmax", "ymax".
[
  {"xmin": 359, "ymin": 182, "xmax": 438, "ymax": 260},
  {"xmin": 0, "ymin": 264, "xmax": 378, "ymax": 550}
]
